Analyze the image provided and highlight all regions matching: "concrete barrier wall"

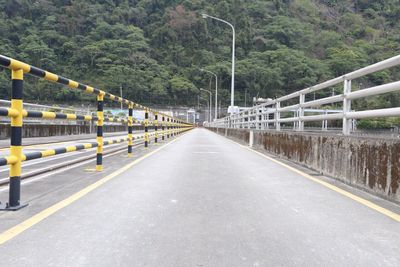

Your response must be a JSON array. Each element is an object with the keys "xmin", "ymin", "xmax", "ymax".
[
  {"xmin": 0, "ymin": 124, "xmax": 142, "ymax": 139},
  {"xmin": 209, "ymin": 127, "xmax": 400, "ymax": 203}
]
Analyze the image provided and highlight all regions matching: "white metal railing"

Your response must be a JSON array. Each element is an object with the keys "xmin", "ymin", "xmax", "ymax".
[{"xmin": 206, "ymin": 54, "xmax": 400, "ymax": 135}]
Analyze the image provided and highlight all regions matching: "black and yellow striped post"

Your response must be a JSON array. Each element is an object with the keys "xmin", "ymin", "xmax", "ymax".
[
  {"xmin": 144, "ymin": 109, "xmax": 149, "ymax": 148},
  {"xmin": 128, "ymin": 103, "xmax": 133, "ymax": 156},
  {"xmin": 2, "ymin": 68, "xmax": 27, "ymax": 210},
  {"xmin": 154, "ymin": 112, "xmax": 158, "ymax": 144},
  {"xmin": 167, "ymin": 117, "xmax": 170, "ymax": 139},
  {"xmin": 162, "ymin": 116, "xmax": 165, "ymax": 141},
  {"xmin": 96, "ymin": 93, "xmax": 104, "ymax": 171},
  {"xmin": 172, "ymin": 118, "xmax": 176, "ymax": 137}
]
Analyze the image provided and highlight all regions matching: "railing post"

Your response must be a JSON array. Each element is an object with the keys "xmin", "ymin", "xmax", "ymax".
[
  {"xmin": 96, "ymin": 93, "xmax": 104, "ymax": 171},
  {"xmin": 261, "ymin": 107, "xmax": 265, "ymax": 130},
  {"xmin": 144, "ymin": 109, "xmax": 149, "ymax": 148},
  {"xmin": 276, "ymin": 101, "xmax": 281, "ymax": 131},
  {"xmin": 154, "ymin": 112, "xmax": 158, "ymax": 144},
  {"xmin": 128, "ymin": 103, "xmax": 133, "ymax": 156},
  {"xmin": 2, "ymin": 69, "xmax": 27, "ymax": 210},
  {"xmin": 162, "ymin": 116, "xmax": 165, "ymax": 140},
  {"xmin": 343, "ymin": 79, "xmax": 352, "ymax": 135},
  {"xmin": 167, "ymin": 117, "xmax": 170, "ymax": 138},
  {"xmin": 299, "ymin": 93, "xmax": 305, "ymax": 131},
  {"xmin": 322, "ymin": 110, "xmax": 328, "ymax": 131}
]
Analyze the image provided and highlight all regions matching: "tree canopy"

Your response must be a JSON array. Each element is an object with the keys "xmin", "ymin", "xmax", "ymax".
[{"xmin": 0, "ymin": 0, "xmax": 399, "ymax": 108}]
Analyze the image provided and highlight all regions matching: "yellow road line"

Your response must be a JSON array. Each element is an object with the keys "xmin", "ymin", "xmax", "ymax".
[
  {"xmin": 0, "ymin": 133, "xmax": 185, "ymax": 245},
  {"xmin": 223, "ymin": 135, "xmax": 400, "ymax": 222}
]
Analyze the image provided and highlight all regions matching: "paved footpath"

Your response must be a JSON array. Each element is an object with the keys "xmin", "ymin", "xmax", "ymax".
[{"xmin": 0, "ymin": 128, "xmax": 399, "ymax": 266}]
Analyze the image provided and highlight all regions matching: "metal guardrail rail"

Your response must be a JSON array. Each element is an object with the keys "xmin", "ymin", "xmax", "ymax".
[
  {"xmin": 0, "ymin": 54, "xmax": 194, "ymax": 210},
  {"xmin": 207, "ymin": 54, "xmax": 400, "ymax": 135}
]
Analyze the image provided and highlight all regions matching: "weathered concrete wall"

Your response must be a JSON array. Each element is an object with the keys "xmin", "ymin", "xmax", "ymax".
[
  {"xmin": 0, "ymin": 124, "xmax": 141, "ymax": 139},
  {"xmin": 209, "ymin": 127, "xmax": 400, "ymax": 203}
]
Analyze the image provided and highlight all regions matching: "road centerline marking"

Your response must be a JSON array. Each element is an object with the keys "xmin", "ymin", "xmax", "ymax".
[{"xmin": 0, "ymin": 134, "xmax": 186, "ymax": 245}]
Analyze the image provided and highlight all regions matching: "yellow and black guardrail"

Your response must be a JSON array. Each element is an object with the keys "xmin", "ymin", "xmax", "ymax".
[{"xmin": 0, "ymin": 54, "xmax": 194, "ymax": 210}]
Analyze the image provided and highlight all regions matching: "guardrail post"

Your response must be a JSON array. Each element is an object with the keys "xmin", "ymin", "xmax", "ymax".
[
  {"xmin": 276, "ymin": 101, "xmax": 281, "ymax": 131},
  {"xmin": 322, "ymin": 110, "xmax": 328, "ymax": 131},
  {"xmin": 171, "ymin": 119, "xmax": 175, "ymax": 137},
  {"xmin": 128, "ymin": 103, "xmax": 133, "ymax": 156},
  {"xmin": 1, "ymin": 69, "xmax": 27, "ymax": 210},
  {"xmin": 166, "ymin": 118, "xmax": 170, "ymax": 138},
  {"xmin": 154, "ymin": 112, "xmax": 158, "ymax": 144},
  {"xmin": 343, "ymin": 79, "xmax": 352, "ymax": 135},
  {"xmin": 299, "ymin": 93, "xmax": 305, "ymax": 131},
  {"xmin": 260, "ymin": 107, "xmax": 265, "ymax": 130},
  {"xmin": 162, "ymin": 116, "xmax": 165, "ymax": 140},
  {"xmin": 96, "ymin": 93, "xmax": 104, "ymax": 171},
  {"xmin": 144, "ymin": 109, "xmax": 149, "ymax": 148}
]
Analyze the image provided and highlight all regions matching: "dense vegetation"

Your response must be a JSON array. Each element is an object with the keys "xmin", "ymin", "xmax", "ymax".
[{"xmin": 0, "ymin": 0, "xmax": 400, "ymax": 115}]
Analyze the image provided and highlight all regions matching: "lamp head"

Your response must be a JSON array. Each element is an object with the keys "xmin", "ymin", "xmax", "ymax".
[
  {"xmin": 201, "ymin": 13, "xmax": 208, "ymax": 19},
  {"xmin": 200, "ymin": 68, "xmax": 204, "ymax": 72}
]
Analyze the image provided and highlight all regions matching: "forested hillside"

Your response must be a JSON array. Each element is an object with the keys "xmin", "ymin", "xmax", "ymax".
[{"xmin": 0, "ymin": 0, "xmax": 399, "ymax": 108}]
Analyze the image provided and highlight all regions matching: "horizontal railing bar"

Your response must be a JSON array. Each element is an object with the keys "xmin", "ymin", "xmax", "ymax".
[
  {"xmin": 0, "ymin": 99, "xmax": 91, "ymax": 115},
  {"xmin": 276, "ymin": 92, "xmax": 301, "ymax": 102},
  {"xmin": 24, "ymin": 110, "xmax": 92, "ymax": 121},
  {"xmin": 301, "ymin": 113, "xmax": 343, "ymax": 122},
  {"xmin": 0, "ymin": 107, "xmax": 19, "ymax": 117},
  {"xmin": 0, "ymin": 55, "xmax": 186, "ymax": 122},
  {"xmin": 302, "ymin": 77, "xmax": 344, "ymax": 94},
  {"xmin": 346, "ymin": 81, "xmax": 400, "ymax": 100},
  {"xmin": 346, "ymin": 108, "xmax": 400, "ymax": 119},
  {"xmin": 278, "ymin": 104, "xmax": 300, "ymax": 112},
  {"xmin": 301, "ymin": 95, "xmax": 344, "ymax": 108},
  {"xmin": 277, "ymin": 117, "xmax": 297, "ymax": 123},
  {"xmin": 0, "ymin": 129, "xmax": 184, "ymax": 166},
  {"xmin": 345, "ymin": 55, "xmax": 400, "ymax": 80}
]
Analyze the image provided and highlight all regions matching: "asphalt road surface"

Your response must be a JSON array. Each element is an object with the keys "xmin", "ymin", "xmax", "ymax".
[{"xmin": 0, "ymin": 128, "xmax": 399, "ymax": 266}]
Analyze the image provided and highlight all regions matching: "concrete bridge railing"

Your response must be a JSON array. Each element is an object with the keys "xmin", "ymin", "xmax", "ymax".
[{"xmin": 207, "ymin": 54, "xmax": 400, "ymax": 135}]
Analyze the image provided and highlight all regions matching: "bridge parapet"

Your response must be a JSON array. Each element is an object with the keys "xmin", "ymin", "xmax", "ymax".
[
  {"xmin": 209, "ymin": 127, "xmax": 400, "ymax": 204},
  {"xmin": 208, "ymin": 54, "xmax": 400, "ymax": 135}
]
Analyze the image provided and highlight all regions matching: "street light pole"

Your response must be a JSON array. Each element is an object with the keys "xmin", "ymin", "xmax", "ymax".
[
  {"xmin": 202, "ymin": 13, "xmax": 236, "ymax": 114},
  {"xmin": 120, "ymin": 85, "xmax": 123, "ymax": 110},
  {"xmin": 200, "ymin": 88, "xmax": 212, "ymax": 122},
  {"xmin": 201, "ymin": 68, "xmax": 218, "ymax": 120},
  {"xmin": 200, "ymin": 97, "xmax": 210, "ymax": 123}
]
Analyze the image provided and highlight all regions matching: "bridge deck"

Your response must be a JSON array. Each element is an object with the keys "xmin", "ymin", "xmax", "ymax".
[{"xmin": 0, "ymin": 128, "xmax": 399, "ymax": 266}]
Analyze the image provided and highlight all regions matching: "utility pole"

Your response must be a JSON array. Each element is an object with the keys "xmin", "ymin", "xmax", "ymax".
[
  {"xmin": 245, "ymin": 88, "xmax": 247, "ymax": 108},
  {"xmin": 120, "ymin": 85, "xmax": 123, "ymax": 110}
]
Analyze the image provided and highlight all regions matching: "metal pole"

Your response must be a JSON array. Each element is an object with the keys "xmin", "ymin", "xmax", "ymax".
[
  {"xmin": 215, "ymin": 74, "xmax": 218, "ymax": 119},
  {"xmin": 96, "ymin": 94, "xmax": 104, "ymax": 171},
  {"xmin": 162, "ymin": 116, "xmax": 165, "ymax": 140},
  {"xmin": 201, "ymin": 69, "xmax": 218, "ymax": 120},
  {"xmin": 128, "ymin": 103, "xmax": 133, "ymax": 156},
  {"xmin": 2, "ymin": 68, "xmax": 26, "ymax": 210},
  {"xmin": 202, "ymin": 14, "xmax": 235, "ymax": 113},
  {"xmin": 231, "ymin": 27, "xmax": 235, "ymax": 110},
  {"xmin": 209, "ymin": 93, "xmax": 212, "ymax": 122},
  {"xmin": 343, "ymin": 79, "xmax": 352, "ymax": 135},
  {"xmin": 120, "ymin": 85, "xmax": 123, "ymax": 110},
  {"xmin": 244, "ymin": 88, "xmax": 247, "ymax": 108},
  {"xmin": 167, "ymin": 117, "xmax": 170, "ymax": 138},
  {"xmin": 154, "ymin": 112, "xmax": 158, "ymax": 144},
  {"xmin": 144, "ymin": 109, "xmax": 149, "ymax": 148}
]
